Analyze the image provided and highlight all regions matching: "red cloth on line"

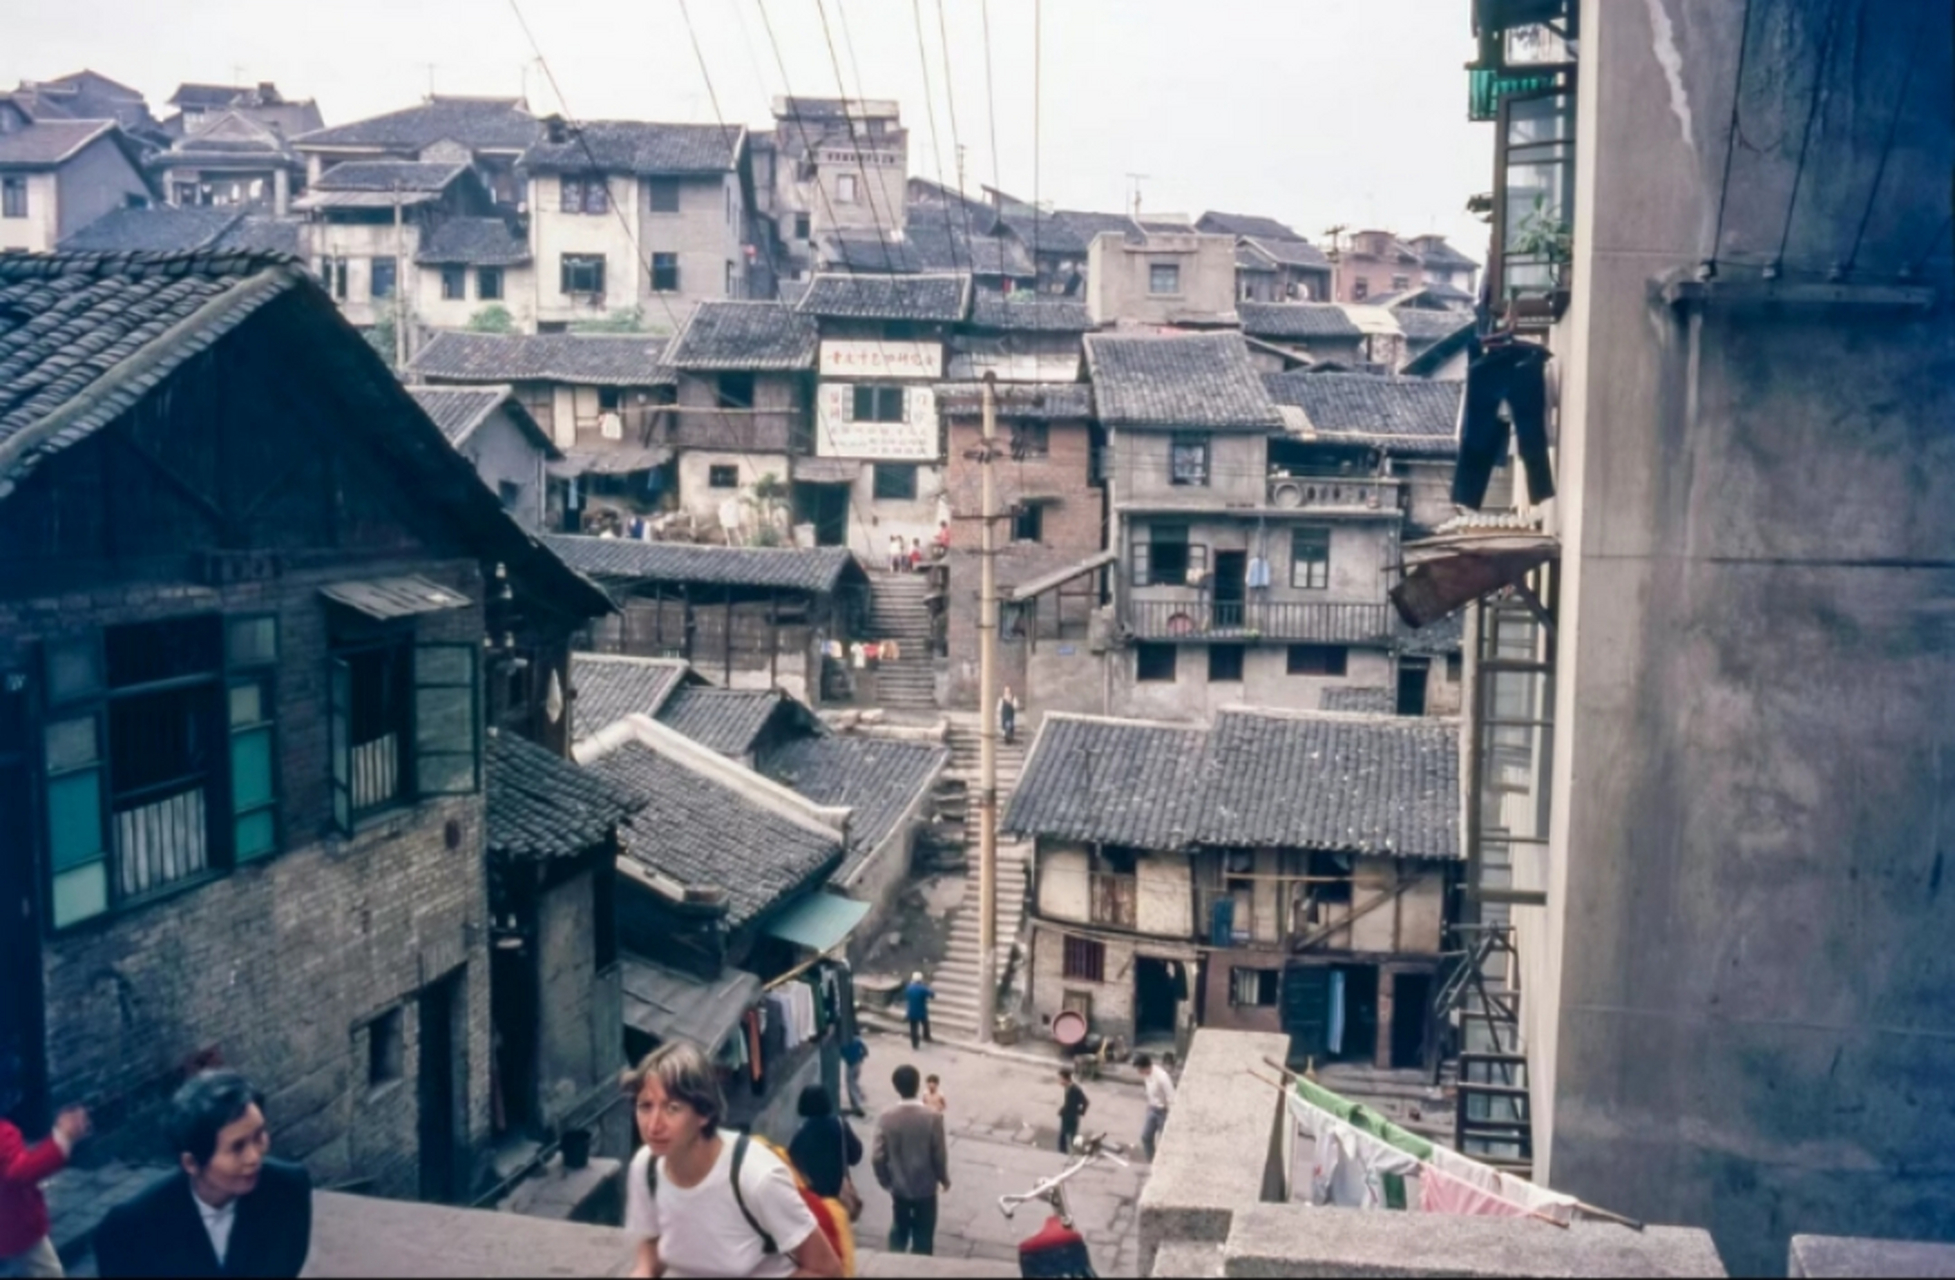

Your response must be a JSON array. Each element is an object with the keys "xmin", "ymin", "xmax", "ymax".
[
  {"xmin": 1418, "ymin": 1165, "xmax": 1535, "ymax": 1218},
  {"xmin": 0, "ymin": 1120, "xmax": 67, "ymax": 1256}
]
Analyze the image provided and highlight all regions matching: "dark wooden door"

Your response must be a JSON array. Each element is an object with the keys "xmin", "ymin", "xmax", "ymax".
[
  {"xmin": 0, "ymin": 672, "xmax": 47, "ymax": 1132},
  {"xmin": 1281, "ymin": 964, "xmax": 1331, "ymax": 1066},
  {"xmin": 418, "ymin": 973, "xmax": 464, "ymax": 1201},
  {"xmin": 1213, "ymin": 551, "xmax": 1246, "ymax": 629}
]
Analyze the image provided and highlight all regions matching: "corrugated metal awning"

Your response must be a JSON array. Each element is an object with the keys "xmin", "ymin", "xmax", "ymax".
[
  {"xmin": 762, "ymin": 892, "xmax": 870, "ymax": 953},
  {"xmin": 1391, "ymin": 530, "xmax": 1557, "ymax": 627},
  {"xmin": 620, "ymin": 956, "xmax": 760, "ymax": 1051},
  {"xmin": 320, "ymin": 575, "xmax": 472, "ymax": 620}
]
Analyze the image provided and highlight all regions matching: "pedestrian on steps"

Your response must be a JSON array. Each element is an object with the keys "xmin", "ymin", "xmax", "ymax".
[
  {"xmin": 908, "ymin": 539, "xmax": 924, "ymax": 573},
  {"xmin": 1136, "ymin": 1054, "xmax": 1176, "ymax": 1163},
  {"xmin": 1, "ymin": 1054, "xmax": 89, "ymax": 1280},
  {"xmin": 888, "ymin": 535, "xmax": 905, "ymax": 575},
  {"xmin": 904, "ymin": 973, "xmax": 935, "ymax": 1050},
  {"xmin": 998, "ymin": 686, "xmax": 1020, "ymax": 746},
  {"xmin": 840, "ymin": 1036, "xmax": 869, "ymax": 1116},
  {"xmin": 1057, "ymin": 1068, "xmax": 1089, "ymax": 1156}
]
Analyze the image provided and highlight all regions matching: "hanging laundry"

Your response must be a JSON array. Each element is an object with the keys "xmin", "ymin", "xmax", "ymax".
[
  {"xmin": 1452, "ymin": 342, "xmax": 1554, "ymax": 509},
  {"xmin": 1424, "ymin": 1145, "xmax": 1577, "ymax": 1224},
  {"xmin": 1418, "ymin": 1166, "xmax": 1536, "ymax": 1218},
  {"xmin": 849, "ymin": 643, "xmax": 867, "ymax": 670},
  {"xmin": 1327, "ymin": 971, "xmax": 1347, "ymax": 1057},
  {"xmin": 1247, "ymin": 556, "xmax": 1272, "ymax": 589},
  {"xmin": 883, "ymin": 638, "xmax": 901, "ymax": 662}
]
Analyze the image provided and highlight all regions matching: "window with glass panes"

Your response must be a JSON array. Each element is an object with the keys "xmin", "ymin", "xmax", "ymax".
[
  {"xmin": 1291, "ymin": 527, "xmax": 1330, "ymax": 589},
  {"xmin": 1495, "ymin": 88, "xmax": 1576, "ymax": 299}
]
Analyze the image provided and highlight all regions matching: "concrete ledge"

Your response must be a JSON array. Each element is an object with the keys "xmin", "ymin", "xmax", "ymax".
[
  {"xmin": 1790, "ymin": 1235, "xmax": 1955, "ymax": 1278},
  {"xmin": 857, "ymin": 1249, "xmax": 1020, "ymax": 1278},
  {"xmin": 1153, "ymin": 1240, "xmax": 1228, "ymax": 1277},
  {"xmin": 1221, "ymin": 1203, "xmax": 1728, "ymax": 1278},
  {"xmin": 1138, "ymin": 1029, "xmax": 1293, "ymax": 1276},
  {"xmin": 304, "ymin": 1190, "xmax": 635, "ymax": 1277}
]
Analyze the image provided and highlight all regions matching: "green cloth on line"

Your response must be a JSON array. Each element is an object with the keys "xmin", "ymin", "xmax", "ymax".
[{"xmin": 1293, "ymin": 1077, "xmax": 1437, "ymax": 1162}]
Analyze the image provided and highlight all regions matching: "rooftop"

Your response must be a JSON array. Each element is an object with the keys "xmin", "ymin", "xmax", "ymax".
[
  {"xmin": 901, "ymin": 215, "xmax": 1035, "ymax": 278},
  {"xmin": 408, "ymin": 332, "xmax": 672, "ymax": 387},
  {"xmin": 1242, "ymin": 235, "xmax": 1333, "ymax": 269},
  {"xmin": 570, "ymin": 654, "xmax": 699, "ymax": 742},
  {"xmin": 309, "ymin": 159, "xmax": 467, "ymax": 192},
  {"xmin": 663, "ymin": 300, "xmax": 820, "ymax": 371},
  {"xmin": 539, "ymin": 535, "xmax": 863, "ymax": 593},
  {"xmin": 1237, "ymin": 301, "xmax": 1363, "ymax": 341},
  {"xmin": 1264, "ymin": 372, "xmax": 1462, "ymax": 456},
  {"xmin": 656, "ymin": 686, "xmax": 813, "ymax": 759},
  {"xmin": 415, "ymin": 216, "xmax": 532, "ymax": 266},
  {"xmin": 58, "ymin": 205, "xmax": 243, "ymax": 253},
  {"xmin": 1197, "ymin": 211, "xmax": 1306, "ymax": 242},
  {"xmin": 406, "ymin": 385, "xmax": 555, "ymax": 455},
  {"xmin": 968, "ymin": 288, "xmax": 1096, "ymax": 333},
  {"xmin": 0, "ymin": 118, "xmax": 114, "ymax": 167},
  {"xmin": 762, "ymin": 735, "xmax": 948, "ymax": 874},
  {"xmin": 519, "ymin": 120, "xmax": 741, "ymax": 175},
  {"xmin": 294, "ymin": 95, "xmax": 540, "ymax": 152},
  {"xmin": 1005, "ymin": 714, "xmax": 1212, "ymax": 849},
  {"xmin": 1394, "ymin": 308, "xmax": 1476, "ymax": 342},
  {"xmin": 798, "ymin": 271, "xmax": 972, "ymax": 322},
  {"xmin": 1083, "ymin": 332, "xmax": 1281, "ymax": 431},
  {"xmin": 484, "ymin": 731, "xmax": 646, "ymax": 860}
]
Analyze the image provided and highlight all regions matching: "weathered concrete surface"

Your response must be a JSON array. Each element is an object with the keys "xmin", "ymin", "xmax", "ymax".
[
  {"xmin": 857, "ymin": 1247, "xmax": 1020, "ymax": 1277},
  {"xmin": 1221, "ymin": 1204, "xmax": 1727, "ymax": 1278},
  {"xmin": 302, "ymin": 1190, "xmax": 634, "ymax": 1277},
  {"xmin": 1152, "ymin": 1239, "xmax": 1228, "ymax": 1277},
  {"xmin": 1789, "ymin": 1235, "xmax": 1955, "ymax": 1279},
  {"xmin": 1137, "ymin": 1029, "xmax": 1292, "ymax": 1276}
]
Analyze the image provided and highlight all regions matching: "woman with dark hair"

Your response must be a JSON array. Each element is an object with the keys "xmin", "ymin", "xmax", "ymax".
[
  {"xmin": 1, "ymin": 1054, "xmax": 88, "ymax": 1279},
  {"xmin": 786, "ymin": 1086, "xmax": 861, "ymax": 1202}
]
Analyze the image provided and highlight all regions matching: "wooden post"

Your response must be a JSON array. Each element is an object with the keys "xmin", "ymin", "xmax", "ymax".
[
  {"xmin": 769, "ymin": 591, "xmax": 780, "ymax": 690},
  {"xmin": 978, "ymin": 372, "xmax": 999, "ymax": 1043}
]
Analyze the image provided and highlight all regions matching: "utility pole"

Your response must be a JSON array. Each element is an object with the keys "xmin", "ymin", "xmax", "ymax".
[
  {"xmin": 392, "ymin": 180, "xmax": 408, "ymax": 371},
  {"xmin": 1323, "ymin": 224, "xmax": 1348, "ymax": 303},
  {"xmin": 977, "ymin": 371, "xmax": 1000, "ymax": 1044}
]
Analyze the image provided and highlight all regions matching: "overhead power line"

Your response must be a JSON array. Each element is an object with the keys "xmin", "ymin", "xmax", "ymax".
[
  {"xmin": 1774, "ymin": 0, "xmax": 1846, "ymax": 270},
  {"xmin": 908, "ymin": 0, "xmax": 972, "ymax": 276},
  {"xmin": 1843, "ymin": 0, "xmax": 1928, "ymax": 275}
]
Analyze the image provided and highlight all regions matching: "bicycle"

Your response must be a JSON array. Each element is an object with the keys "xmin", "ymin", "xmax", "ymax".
[{"xmin": 997, "ymin": 1132, "xmax": 1130, "ymax": 1279}]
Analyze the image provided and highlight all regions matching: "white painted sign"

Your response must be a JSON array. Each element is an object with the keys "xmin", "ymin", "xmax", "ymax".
[
  {"xmin": 819, "ymin": 340, "xmax": 943, "ymax": 381},
  {"xmin": 816, "ymin": 384, "xmax": 939, "ymax": 460}
]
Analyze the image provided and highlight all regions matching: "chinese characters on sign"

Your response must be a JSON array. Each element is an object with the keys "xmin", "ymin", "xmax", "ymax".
[
  {"xmin": 816, "ymin": 384, "xmax": 939, "ymax": 459},
  {"xmin": 818, "ymin": 340, "xmax": 944, "ymax": 380}
]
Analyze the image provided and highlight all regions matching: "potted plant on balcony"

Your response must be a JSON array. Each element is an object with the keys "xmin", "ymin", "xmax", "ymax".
[{"xmin": 1508, "ymin": 196, "xmax": 1573, "ymax": 320}]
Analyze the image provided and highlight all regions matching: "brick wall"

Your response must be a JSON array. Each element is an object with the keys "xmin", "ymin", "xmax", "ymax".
[
  {"xmin": 2, "ymin": 558, "xmax": 495, "ymax": 1201},
  {"xmin": 1028, "ymin": 922, "xmax": 1137, "ymax": 1043}
]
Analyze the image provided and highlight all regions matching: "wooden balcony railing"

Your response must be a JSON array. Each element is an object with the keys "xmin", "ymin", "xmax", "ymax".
[{"xmin": 1125, "ymin": 598, "xmax": 1394, "ymax": 643}]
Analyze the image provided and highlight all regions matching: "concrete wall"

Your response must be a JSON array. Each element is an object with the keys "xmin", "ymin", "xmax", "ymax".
[
  {"xmin": 533, "ymin": 868, "xmax": 621, "ymax": 1133},
  {"xmin": 1111, "ymin": 430, "xmax": 1265, "ymax": 508},
  {"xmin": 635, "ymin": 171, "xmax": 746, "ymax": 309},
  {"xmin": 530, "ymin": 173, "xmax": 652, "ymax": 328},
  {"xmin": 1087, "ymin": 230, "xmax": 1237, "ymax": 324},
  {"xmin": 454, "ymin": 404, "xmax": 549, "ymax": 530},
  {"xmin": 56, "ymin": 135, "xmax": 154, "ymax": 241},
  {"xmin": 415, "ymin": 262, "xmax": 538, "ymax": 333},
  {"xmin": 313, "ymin": 218, "xmax": 424, "ymax": 329},
  {"xmin": 1111, "ymin": 643, "xmax": 1393, "ymax": 724},
  {"xmin": 1531, "ymin": 1, "xmax": 1955, "ymax": 1273},
  {"xmin": 0, "ymin": 171, "xmax": 58, "ymax": 251},
  {"xmin": 673, "ymin": 449, "xmax": 793, "ymax": 534},
  {"xmin": 1028, "ymin": 921, "xmax": 1137, "ymax": 1040}
]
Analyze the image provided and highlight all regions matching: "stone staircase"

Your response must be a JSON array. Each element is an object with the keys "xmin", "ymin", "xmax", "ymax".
[
  {"xmin": 928, "ymin": 711, "xmax": 1031, "ymax": 1040},
  {"xmin": 866, "ymin": 570, "xmax": 937, "ymax": 711}
]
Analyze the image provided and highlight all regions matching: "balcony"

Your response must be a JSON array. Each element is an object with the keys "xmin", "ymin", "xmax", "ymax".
[
  {"xmin": 1125, "ymin": 598, "xmax": 1394, "ymax": 644},
  {"xmin": 1265, "ymin": 474, "xmax": 1399, "ymax": 512}
]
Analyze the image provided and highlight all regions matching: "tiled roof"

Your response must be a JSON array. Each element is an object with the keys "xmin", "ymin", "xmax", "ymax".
[
  {"xmin": 1198, "ymin": 709, "xmax": 1459, "ymax": 858},
  {"xmin": 664, "ymin": 300, "xmax": 819, "ymax": 371},
  {"xmin": 1007, "ymin": 708, "xmax": 1460, "ymax": 859},
  {"xmin": 409, "ymin": 386, "xmax": 506, "ymax": 442},
  {"xmin": 798, "ymin": 272, "xmax": 971, "ymax": 322},
  {"xmin": 1413, "ymin": 238, "xmax": 1481, "ymax": 270},
  {"xmin": 654, "ymin": 686, "xmax": 796, "ymax": 757},
  {"xmin": 1243, "ymin": 236, "xmax": 1332, "ymax": 269},
  {"xmin": 1395, "ymin": 611, "xmax": 1465, "ymax": 656},
  {"xmin": 1320, "ymin": 687, "xmax": 1396, "ymax": 714},
  {"xmin": 968, "ymin": 288, "xmax": 1094, "ymax": 332},
  {"xmin": 1004, "ymin": 714, "xmax": 1212, "ymax": 849},
  {"xmin": 1264, "ymin": 373, "xmax": 1461, "ymax": 455},
  {"xmin": 171, "ymin": 83, "xmax": 252, "ymax": 108},
  {"xmin": 902, "ymin": 216, "xmax": 1034, "ymax": 278},
  {"xmin": 486, "ymin": 731, "xmax": 646, "ymax": 859},
  {"xmin": 934, "ymin": 382, "xmax": 1093, "ymax": 420},
  {"xmin": 763, "ymin": 735, "xmax": 947, "ymax": 874},
  {"xmin": 211, "ymin": 217, "xmax": 303, "ymax": 257},
  {"xmin": 1238, "ymin": 302, "xmax": 1362, "ymax": 341},
  {"xmin": 586, "ymin": 741, "xmax": 840, "ymax": 927},
  {"xmin": 0, "ymin": 119, "xmax": 113, "ymax": 167},
  {"xmin": 415, "ymin": 216, "xmax": 532, "ymax": 265},
  {"xmin": 408, "ymin": 332, "xmax": 672, "ymax": 386},
  {"xmin": 823, "ymin": 234, "xmax": 921, "ymax": 274},
  {"xmin": 539, "ymin": 535, "xmax": 862, "ymax": 593},
  {"xmin": 1199, "ymin": 211, "xmax": 1305, "ymax": 242},
  {"xmin": 519, "ymin": 120, "xmax": 741, "ymax": 175},
  {"xmin": 295, "ymin": 96, "xmax": 540, "ymax": 152},
  {"xmin": 1395, "ymin": 309, "xmax": 1474, "ymax": 342},
  {"xmin": 59, "ymin": 206, "xmax": 242, "ymax": 253},
  {"xmin": 1083, "ymin": 332, "xmax": 1280, "ymax": 431},
  {"xmin": 311, "ymin": 160, "xmax": 466, "ymax": 192},
  {"xmin": 998, "ymin": 211, "xmax": 1090, "ymax": 257},
  {"xmin": 571, "ymin": 655, "xmax": 697, "ymax": 741},
  {"xmin": 0, "ymin": 251, "xmax": 300, "ymax": 475}
]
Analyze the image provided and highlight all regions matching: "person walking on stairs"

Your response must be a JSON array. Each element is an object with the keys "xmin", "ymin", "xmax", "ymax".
[{"xmin": 904, "ymin": 973, "xmax": 935, "ymax": 1051}]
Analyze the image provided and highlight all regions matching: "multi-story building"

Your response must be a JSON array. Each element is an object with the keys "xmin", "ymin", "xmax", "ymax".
[
  {"xmin": 153, "ymin": 110, "xmax": 306, "ymax": 215},
  {"xmin": 0, "ymin": 249, "xmax": 610, "ymax": 1200},
  {"xmin": 1389, "ymin": 1, "xmax": 1955, "ymax": 1270},
  {"xmin": 1406, "ymin": 232, "xmax": 1480, "ymax": 297},
  {"xmin": 1088, "ymin": 332, "xmax": 1410, "ymax": 723},
  {"xmin": 757, "ymin": 97, "xmax": 909, "ymax": 283},
  {"xmin": 1085, "ymin": 226, "xmax": 1238, "ymax": 328},
  {"xmin": 1006, "ymin": 707, "xmax": 1459, "ymax": 1062},
  {"xmin": 293, "ymin": 95, "xmax": 540, "ymax": 209},
  {"xmin": 1199, "ymin": 212, "xmax": 1337, "ymax": 304},
  {"xmin": 1333, "ymin": 229, "xmax": 1426, "ymax": 304},
  {"xmin": 517, "ymin": 121, "xmax": 752, "ymax": 332},
  {"xmin": 295, "ymin": 160, "xmax": 502, "ymax": 329},
  {"xmin": 0, "ymin": 101, "xmax": 153, "ymax": 253},
  {"xmin": 160, "ymin": 82, "xmax": 323, "ymax": 141},
  {"xmin": 408, "ymin": 385, "xmax": 560, "ymax": 531}
]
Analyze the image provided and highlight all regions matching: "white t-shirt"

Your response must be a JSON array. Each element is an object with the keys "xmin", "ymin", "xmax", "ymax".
[
  {"xmin": 1145, "ymin": 1069, "xmax": 1177, "ymax": 1112},
  {"xmin": 624, "ymin": 1139, "xmax": 817, "ymax": 1279}
]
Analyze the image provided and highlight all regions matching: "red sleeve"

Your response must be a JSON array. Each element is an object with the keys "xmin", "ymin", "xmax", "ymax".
[{"xmin": 0, "ymin": 1122, "xmax": 68, "ymax": 1186}]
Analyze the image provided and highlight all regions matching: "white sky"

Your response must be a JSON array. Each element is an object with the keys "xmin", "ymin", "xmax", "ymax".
[{"xmin": 1, "ymin": 0, "xmax": 1493, "ymax": 257}]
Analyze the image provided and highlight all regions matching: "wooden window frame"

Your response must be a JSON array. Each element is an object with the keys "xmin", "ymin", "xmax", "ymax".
[
  {"xmin": 1290, "ymin": 527, "xmax": 1331, "ymax": 590},
  {"xmin": 1062, "ymin": 936, "xmax": 1106, "ymax": 983}
]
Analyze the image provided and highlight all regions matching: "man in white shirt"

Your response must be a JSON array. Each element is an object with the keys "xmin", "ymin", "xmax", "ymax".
[{"xmin": 1136, "ymin": 1054, "xmax": 1176, "ymax": 1163}]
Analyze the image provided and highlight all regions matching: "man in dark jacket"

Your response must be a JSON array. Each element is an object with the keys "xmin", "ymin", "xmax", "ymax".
[
  {"xmin": 872, "ymin": 1066, "xmax": 949, "ymax": 1256},
  {"xmin": 1057, "ymin": 1068, "xmax": 1089, "ymax": 1156},
  {"xmin": 94, "ymin": 1071, "xmax": 310, "ymax": 1279}
]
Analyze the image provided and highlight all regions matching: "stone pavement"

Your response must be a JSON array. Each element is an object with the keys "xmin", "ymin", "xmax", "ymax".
[{"xmin": 846, "ymin": 1034, "xmax": 1153, "ymax": 1277}]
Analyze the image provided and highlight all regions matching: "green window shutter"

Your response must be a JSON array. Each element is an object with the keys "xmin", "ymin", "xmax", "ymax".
[
  {"xmin": 44, "ymin": 714, "xmax": 108, "ymax": 928},
  {"xmin": 414, "ymin": 643, "xmax": 479, "ymax": 796},
  {"xmin": 330, "ymin": 657, "xmax": 353, "ymax": 834},
  {"xmin": 226, "ymin": 615, "xmax": 280, "ymax": 861}
]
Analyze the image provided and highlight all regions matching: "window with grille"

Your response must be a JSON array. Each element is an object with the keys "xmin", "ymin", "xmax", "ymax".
[
  {"xmin": 329, "ymin": 625, "xmax": 479, "ymax": 833},
  {"xmin": 1291, "ymin": 527, "xmax": 1330, "ymax": 589},
  {"xmin": 1149, "ymin": 262, "xmax": 1180, "ymax": 294},
  {"xmin": 1062, "ymin": 936, "xmax": 1106, "ymax": 983},
  {"xmin": 709, "ymin": 465, "xmax": 739, "ymax": 489}
]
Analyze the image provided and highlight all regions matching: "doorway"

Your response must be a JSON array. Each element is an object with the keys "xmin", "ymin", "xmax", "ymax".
[
  {"xmin": 1281, "ymin": 962, "xmax": 1380, "ymax": 1066},
  {"xmin": 1390, "ymin": 972, "xmax": 1432, "ymax": 1069},
  {"xmin": 1397, "ymin": 659, "xmax": 1430, "ymax": 716},
  {"xmin": 1134, "ymin": 957, "xmax": 1182, "ymax": 1042},
  {"xmin": 0, "ymin": 674, "xmax": 47, "ymax": 1133},
  {"xmin": 795, "ymin": 483, "xmax": 849, "ymax": 547},
  {"xmin": 1212, "ymin": 550, "xmax": 1246, "ymax": 629},
  {"xmin": 418, "ymin": 971, "xmax": 467, "ymax": 1202}
]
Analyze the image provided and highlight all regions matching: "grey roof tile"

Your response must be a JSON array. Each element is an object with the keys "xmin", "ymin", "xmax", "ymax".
[
  {"xmin": 1412, "ymin": 238, "xmax": 1481, "ymax": 270},
  {"xmin": 1198, "ymin": 709, "xmax": 1459, "ymax": 858},
  {"xmin": 997, "ymin": 211, "xmax": 1089, "ymax": 257},
  {"xmin": 520, "ymin": 121, "xmax": 741, "ymax": 175},
  {"xmin": 1243, "ymin": 236, "xmax": 1332, "ymax": 269},
  {"xmin": 409, "ymin": 386, "xmax": 505, "ymax": 442},
  {"xmin": 486, "ymin": 732, "xmax": 646, "ymax": 859},
  {"xmin": 415, "ymin": 216, "xmax": 532, "ymax": 265},
  {"xmin": 1004, "ymin": 715, "xmax": 1212, "ymax": 848},
  {"xmin": 408, "ymin": 332, "xmax": 672, "ymax": 386},
  {"xmin": 762, "ymin": 736, "xmax": 947, "ymax": 875},
  {"xmin": 58, "ymin": 206, "xmax": 242, "ymax": 253},
  {"xmin": 539, "ymin": 535, "xmax": 862, "ymax": 592},
  {"xmin": 1320, "ymin": 687, "xmax": 1396, "ymax": 714},
  {"xmin": 210, "ymin": 217, "xmax": 303, "ymax": 257},
  {"xmin": 1238, "ymin": 302, "xmax": 1363, "ymax": 340},
  {"xmin": 823, "ymin": 234, "xmax": 921, "ymax": 274},
  {"xmin": 664, "ymin": 300, "xmax": 819, "ymax": 371},
  {"xmin": 968, "ymin": 288, "xmax": 1094, "ymax": 333},
  {"xmin": 585, "ymin": 741, "xmax": 840, "ymax": 927},
  {"xmin": 1198, "ymin": 211, "xmax": 1305, "ymax": 242},
  {"xmin": 571, "ymin": 655, "xmax": 697, "ymax": 742},
  {"xmin": 1264, "ymin": 372, "xmax": 1461, "ymax": 455},
  {"xmin": 312, "ymin": 160, "xmax": 465, "ymax": 192},
  {"xmin": 1084, "ymin": 332, "xmax": 1280, "ymax": 430},
  {"xmin": 901, "ymin": 215, "xmax": 1033, "ymax": 278},
  {"xmin": 798, "ymin": 271, "xmax": 971, "ymax": 322},
  {"xmin": 1395, "ymin": 309, "xmax": 1475, "ymax": 341},
  {"xmin": 934, "ymin": 382, "xmax": 1093, "ymax": 420},
  {"xmin": 295, "ymin": 96, "xmax": 540, "ymax": 152},
  {"xmin": 0, "ymin": 120, "xmax": 113, "ymax": 167},
  {"xmin": 655, "ymin": 686, "xmax": 796, "ymax": 757}
]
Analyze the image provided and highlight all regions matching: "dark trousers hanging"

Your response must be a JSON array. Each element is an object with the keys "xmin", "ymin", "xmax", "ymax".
[{"xmin": 1452, "ymin": 343, "xmax": 1555, "ymax": 509}]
